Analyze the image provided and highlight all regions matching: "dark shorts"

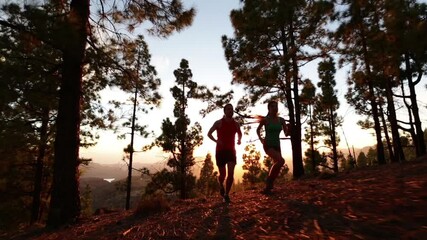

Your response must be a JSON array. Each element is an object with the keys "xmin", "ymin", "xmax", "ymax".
[
  {"xmin": 215, "ymin": 150, "xmax": 236, "ymax": 167},
  {"xmin": 263, "ymin": 144, "xmax": 281, "ymax": 153}
]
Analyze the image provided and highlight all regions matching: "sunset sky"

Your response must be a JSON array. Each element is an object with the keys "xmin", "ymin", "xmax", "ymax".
[{"xmin": 80, "ymin": 0, "xmax": 427, "ymax": 177}]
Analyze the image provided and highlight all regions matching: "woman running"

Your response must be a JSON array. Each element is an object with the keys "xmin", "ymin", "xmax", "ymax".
[{"xmin": 256, "ymin": 100, "xmax": 289, "ymax": 194}]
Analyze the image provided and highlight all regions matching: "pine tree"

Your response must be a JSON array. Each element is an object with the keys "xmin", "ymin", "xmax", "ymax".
[
  {"xmin": 242, "ymin": 144, "xmax": 262, "ymax": 187},
  {"xmin": 384, "ymin": 0, "xmax": 427, "ymax": 157},
  {"xmin": 0, "ymin": 5, "xmax": 60, "ymax": 226},
  {"xmin": 147, "ymin": 59, "xmax": 205, "ymax": 199},
  {"xmin": 357, "ymin": 152, "xmax": 368, "ymax": 167},
  {"xmin": 366, "ymin": 147, "xmax": 377, "ymax": 166},
  {"xmin": 337, "ymin": 0, "xmax": 387, "ymax": 165},
  {"xmin": 303, "ymin": 149, "xmax": 323, "ymax": 175},
  {"xmin": 107, "ymin": 36, "xmax": 162, "ymax": 210},
  {"xmin": 313, "ymin": 57, "xmax": 342, "ymax": 173},
  {"xmin": 301, "ymin": 79, "xmax": 320, "ymax": 173},
  {"xmin": 80, "ymin": 184, "xmax": 93, "ymax": 217},
  {"xmin": 197, "ymin": 153, "xmax": 217, "ymax": 195}
]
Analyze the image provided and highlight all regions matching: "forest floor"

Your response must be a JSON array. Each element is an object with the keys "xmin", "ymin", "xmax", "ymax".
[{"xmin": 4, "ymin": 156, "xmax": 427, "ymax": 240}]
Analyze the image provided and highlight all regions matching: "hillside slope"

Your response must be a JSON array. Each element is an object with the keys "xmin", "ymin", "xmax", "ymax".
[{"xmin": 6, "ymin": 157, "xmax": 427, "ymax": 240}]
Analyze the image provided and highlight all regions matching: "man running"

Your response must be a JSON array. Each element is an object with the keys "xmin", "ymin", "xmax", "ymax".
[{"xmin": 207, "ymin": 104, "xmax": 242, "ymax": 203}]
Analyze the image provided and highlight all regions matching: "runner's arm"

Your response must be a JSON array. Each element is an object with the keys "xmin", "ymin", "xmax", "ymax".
[
  {"xmin": 236, "ymin": 121, "xmax": 242, "ymax": 145},
  {"xmin": 256, "ymin": 119, "xmax": 266, "ymax": 144},
  {"xmin": 207, "ymin": 121, "xmax": 219, "ymax": 142}
]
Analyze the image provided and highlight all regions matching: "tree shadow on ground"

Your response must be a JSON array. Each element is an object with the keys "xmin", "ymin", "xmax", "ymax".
[{"xmin": 285, "ymin": 198, "xmax": 422, "ymax": 240}]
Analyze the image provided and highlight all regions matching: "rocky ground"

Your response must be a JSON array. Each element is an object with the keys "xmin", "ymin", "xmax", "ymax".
[{"xmin": 5, "ymin": 157, "xmax": 427, "ymax": 240}]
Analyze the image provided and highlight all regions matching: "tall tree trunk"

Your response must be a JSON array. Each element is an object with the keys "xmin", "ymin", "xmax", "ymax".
[
  {"xmin": 31, "ymin": 108, "xmax": 49, "ymax": 224},
  {"xmin": 310, "ymin": 105, "xmax": 316, "ymax": 173},
  {"xmin": 405, "ymin": 54, "xmax": 426, "ymax": 156},
  {"xmin": 47, "ymin": 0, "xmax": 89, "ymax": 227},
  {"xmin": 400, "ymin": 76, "xmax": 419, "ymax": 154},
  {"xmin": 284, "ymin": 60, "xmax": 300, "ymax": 178},
  {"xmin": 385, "ymin": 78, "xmax": 405, "ymax": 162},
  {"xmin": 289, "ymin": 20, "xmax": 304, "ymax": 179},
  {"xmin": 330, "ymin": 108, "xmax": 338, "ymax": 173},
  {"xmin": 360, "ymin": 27, "xmax": 386, "ymax": 165},
  {"xmin": 284, "ymin": 46, "xmax": 304, "ymax": 179},
  {"xmin": 379, "ymin": 104, "xmax": 394, "ymax": 162},
  {"xmin": 180, "ymin": 81, "xmax": 187, "ymax": 199},
  {"xmin": 180, "ymin": 154, "xmax": 186, "ymax": 199},
  {"xmin": 367, "ymin": 80, "xmax": 386, "ymax": 165},
  {"xmin": 290, "ymin": 79, "xmax": 304, "ymax": 178},
  {"xmin": 180, "ymin": 131, "xmax": 187, "ymax": 199},
  {"xmin": 125, "ymin": 87, "xmax": 138, "ymax": 210}
]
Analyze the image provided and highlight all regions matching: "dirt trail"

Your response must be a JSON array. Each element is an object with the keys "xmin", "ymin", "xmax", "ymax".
[{"xmin": 6, "ymin": 159, "xmax": 427, "ymax": 240}]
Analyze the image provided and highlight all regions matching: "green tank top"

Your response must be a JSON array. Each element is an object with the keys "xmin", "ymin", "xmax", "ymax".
[{"xmin": 265, "ymin": 116, "xmax": 282, "ymax": 147}]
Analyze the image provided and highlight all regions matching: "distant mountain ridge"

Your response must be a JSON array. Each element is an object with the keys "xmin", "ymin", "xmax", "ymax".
[
  {"xmin": 79, "ymin": 147, "xmax": 372, "ymax": 180},
  {"xmin": 80, "ymin": 162, "xmax": 158, "ymax": 180}
]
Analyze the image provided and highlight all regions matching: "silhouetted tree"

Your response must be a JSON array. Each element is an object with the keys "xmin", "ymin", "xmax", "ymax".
[
  {"xmin": 385, "ymin": 0, "xmax": 427, "ymax": 157},
  {"xmin": 242, "ymin": 144, "xmax": 262, "ymax": 187},
  {"xmin": 80, "ymin": 184, "xmax": 93, "ymax": 217},
  {"xmin": 147, "ymin": 59, "xmax": 204, "ymax": 199},
  {"xmin": 301, "ymin": 79, "xmax": 319, "ymax": 173},
  {"xmin": 357, "ymin": 152, "xmax": 368, "ymax": 167},
  {"xmin": 197, "ymin": 153, "xmax": 217, "ymax": 195},
  {"xmin": 303, "ymin": 149, "xmax": 323, "ymax": 175},
  {"xmin": 107, "ymin": 36, "xmax": 162, "ymax": 210},
  {"xmin": 0, "ymin": 4, "xmax": 60, "ymax": 226},
  {"xmin": 366, "ymin": 147, "xmax": 377, "ymax": 166},
  {"xmin": 337, "ymin": 0, "xmax": 387, "ymax": 165},
  {"xmin": 313, "ymin": 57, "xmax": 342, "ymax": 172}
]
